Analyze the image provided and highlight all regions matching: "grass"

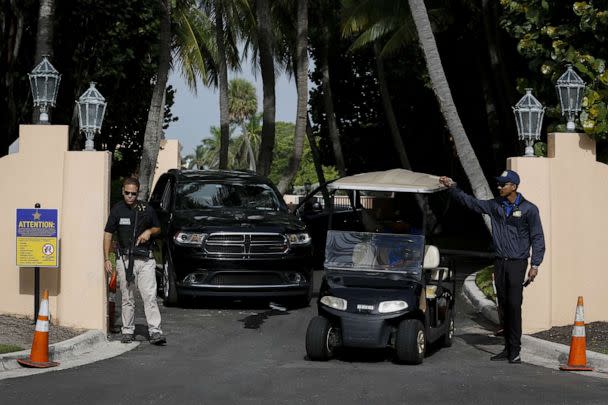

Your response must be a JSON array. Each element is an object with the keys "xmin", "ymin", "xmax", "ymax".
[
  {"xmin": 0, "ymin": 344, "xmax": 24, "ymax": 354},
  {"xmin": 475, "ymin": 265, "xmax": 496, "ymax": 302}
]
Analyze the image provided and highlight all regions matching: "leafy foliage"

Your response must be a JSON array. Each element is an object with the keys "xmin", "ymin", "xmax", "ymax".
[{"xmin": 499, "ymin": 0, "xmax": 608, "ymax": 139}]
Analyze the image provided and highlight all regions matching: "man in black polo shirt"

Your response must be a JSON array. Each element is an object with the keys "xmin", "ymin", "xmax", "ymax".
[
  {"xmin": 439, "ymin": 170, "xmax": 545, "ymax": 364},
  {"xmin": 104, "ymin": 177, "xmax": 166, "ymax": 345}
]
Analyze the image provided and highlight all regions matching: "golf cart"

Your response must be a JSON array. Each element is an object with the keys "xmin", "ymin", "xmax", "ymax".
[{"xmin": 305, "ymin": 169, "xmax": 455, "ymax": 364}]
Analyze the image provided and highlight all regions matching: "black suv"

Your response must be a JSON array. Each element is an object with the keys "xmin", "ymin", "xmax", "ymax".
[{"xmin": 149, "ymin": 169, "xmax": 314, "ymax": 306}]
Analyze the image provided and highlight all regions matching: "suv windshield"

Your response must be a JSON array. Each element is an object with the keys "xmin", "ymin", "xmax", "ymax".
[
  {"xmin": 324, "ymin": 231, "xmax": 424, "ymax": 276},
  {"xmin": 175, "ymin": 181, "xmax": 282, "ymax": 211}
]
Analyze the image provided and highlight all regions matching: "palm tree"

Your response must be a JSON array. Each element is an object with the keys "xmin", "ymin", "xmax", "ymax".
[
  {"xmin": 228, "ymin": 78, "xmax": 258, "ymax": 171},
  {"xmin": 198, "ymin": 0, "xmax": 245, "ymax": 170},
  {"xmin": 407, "ymin": 0, "xmax": 493, "ymax": 229},
  {"xmin": 342, "ymin": 0, "xmax": 493, "ymax": 231},
  {"xmin": 32, "ymin": 0, "xmax": 56, "ymax": 123},
  {"xmin": 139, "ymin": 0, "xmax": 216, "ymax": 199},
  {"xmin": 138, "ymin": 0, "xmax": 172, "ymax": 200},
  {"xmin": 253, "ymin": 0, "xmax": 277, "ymax": 177},
  {"xmin": 276, "ymin": 0, "xmax": 308, "ymax": 194}
]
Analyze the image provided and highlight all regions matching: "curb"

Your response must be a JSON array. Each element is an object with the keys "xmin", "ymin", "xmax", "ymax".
[
  {"xmin": 0, "ymin": 330, "xmax": 132, "ymax": 372},
  {"xmin": 462, "ymin": 273, "xmax": 500, "ymax": 325},
  {"xmin": 463, "ymin": 271, "xmax": 608, "ymax": 374}
]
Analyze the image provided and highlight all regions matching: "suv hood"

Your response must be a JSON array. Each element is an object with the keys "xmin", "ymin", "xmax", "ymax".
[{"xmin": 171, "ymin": 209, "xmax": 306, "ymax": 233}]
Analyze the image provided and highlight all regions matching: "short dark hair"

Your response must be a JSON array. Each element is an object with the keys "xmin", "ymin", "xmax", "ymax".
[{"xmin": 122, "ymin": 177, "xmax": 140, "ymax": 189}]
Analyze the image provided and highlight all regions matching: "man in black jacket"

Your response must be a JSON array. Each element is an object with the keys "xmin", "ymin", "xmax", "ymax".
[
  {"xmin": 104, "ymin": 177, "xmax": 166, "ymax": 345},
  {"xmin": 439, "ymin": 170, "xmax": 545, "ymax": 364}
]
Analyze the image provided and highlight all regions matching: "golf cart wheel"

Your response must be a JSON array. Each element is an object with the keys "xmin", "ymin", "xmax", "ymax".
[
  {"xmin": 443, "ymin": 310, "xmax": 455, "ymax": 347},
  {"xmin": 162, "ymin": 257, "xmax": 180, "ymax": 307},
  {"xmin": 395, "ymin": 319, "xmax": 426, "ymax": 364},
  {"xmin": 306, "ymin": 316, "xmax": 335, "ymax": 361}
]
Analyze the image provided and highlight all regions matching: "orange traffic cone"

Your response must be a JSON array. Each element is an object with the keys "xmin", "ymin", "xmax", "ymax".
[
  {"xmin": 559, "ymin": 296, "xmax": 593, "ymax": 371},
  {"xmin": 17, "ymin": 290, "xmax": 59, "ymax": 368}
]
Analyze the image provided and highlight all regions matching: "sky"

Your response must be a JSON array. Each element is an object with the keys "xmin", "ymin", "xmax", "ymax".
[{"xmin": 164, "ymin": 65, "xmax": 299, "ymax": 156}]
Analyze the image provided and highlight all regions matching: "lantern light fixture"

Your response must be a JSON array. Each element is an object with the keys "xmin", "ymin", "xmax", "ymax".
[
  {"xmin": 513, "ymin": 88, "xmax": 545, "ymax": 157},
  {"xmin": 28, "ymin": 56, "xmax": 61, "ymax": 124}
]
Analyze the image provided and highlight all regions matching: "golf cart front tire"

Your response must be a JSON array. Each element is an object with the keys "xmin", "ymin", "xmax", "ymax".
[
  {"xmin": 306, "ymin": 316, "xmax": 334, "ymax": 361},
  {"xmin": 395, "ymin": 319, "xmax": 425, "ymax": 364}
]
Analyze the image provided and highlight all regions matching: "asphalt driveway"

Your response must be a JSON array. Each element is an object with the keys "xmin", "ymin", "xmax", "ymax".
[{"xmin": 1, "ymin": 258, "xmax": 607, "ymax": 404}]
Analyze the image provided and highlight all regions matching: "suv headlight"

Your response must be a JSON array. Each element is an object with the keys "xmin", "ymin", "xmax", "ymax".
[
  {"xmin": 174, "ymin": 232, "xmax": 207, "ymax": 246},
  {"xmin": 378, "ymin": 300, "xmax": 408, "ymax": 313},
  {"xmin": 287, "ymin": 232, "xmax": 311, "ymax": 246},
  {"xmin": 320, "ymin": 296, "xmax": 347, "ymax": 311}
]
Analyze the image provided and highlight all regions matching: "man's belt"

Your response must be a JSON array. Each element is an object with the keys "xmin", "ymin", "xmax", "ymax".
[{"xmin": 495, "ymin": 257, "xmax": 526, "ymax": 261}]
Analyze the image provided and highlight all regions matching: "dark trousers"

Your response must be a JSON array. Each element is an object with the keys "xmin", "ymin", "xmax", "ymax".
[{"xmin": 494, "ymin": 258, "xmax": 527, "ymax": 355}]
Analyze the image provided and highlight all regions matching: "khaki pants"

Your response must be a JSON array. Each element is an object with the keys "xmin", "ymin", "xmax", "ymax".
[{"xmin": 116, "ymin": 256, "xmax": 162, "ymax": 335}]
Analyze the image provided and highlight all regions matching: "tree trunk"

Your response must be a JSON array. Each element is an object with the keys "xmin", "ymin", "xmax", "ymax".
[
  {"xmin": 138, "ymin": 0, "xmax": 171, "ymax": 200},
  {"xmin": 408, "ymin": 0, "xmax": 493, "ymax": 232},
  {"xmin": 374, "ymin": 41, "xmax": 438, "ymax": 232},
  {"xmin": 320, "ymin": 23, "xmax": 346, "ymax": 177},
  {"xmin": 481, "ymin": 0, "xmax": 519, "ymax": 158},
  {"xmin": 31, "ymin": 0, "xmax": 55, "ymax": 124},
  {"xmin": 255, "ymin": 0, "xmax": 276, "ymax": 177},
  {"xmin": 216, "ymin": 0, "xmax": 230, "ymax": 170},
  {"xmin": 374, "ymin": 41, "xmax": 411, "ymax": 170},
  {"xmin": 1, "ymin": 1, "xmax": 25, "ymax": 156},
  {"xmin": 242, "ymin": 124, "xmax": 257, "ymax": 172},
  {"xmin": 306, "ymin": 114, "xmax": 331, "ymax": 208},
  {"xmin": 277, "ymin": 0, "xmax": 308, "ymax": 194}
]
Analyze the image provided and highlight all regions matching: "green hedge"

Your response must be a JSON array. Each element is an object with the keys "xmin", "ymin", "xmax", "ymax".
[{"xmin": 475, "ymin": 266, "xmax": 496, "ymax": 302}]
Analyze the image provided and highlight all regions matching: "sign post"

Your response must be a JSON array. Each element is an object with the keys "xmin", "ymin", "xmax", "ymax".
[{"xmin": 16, "ymin": 204, "xmax": 59, "ymax": 320}]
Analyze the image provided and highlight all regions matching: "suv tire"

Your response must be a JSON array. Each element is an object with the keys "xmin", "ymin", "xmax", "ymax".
[
  {"xmin": 162, "ymin": 256, "xmax": 180, "ymax": 307},
  {"xmin": 395, "ymin": 319, "xmax": 425, "ymax": 364},
  {"xmin": 306, "ymin": 316, "xmax": 335, "ymax": 361}
]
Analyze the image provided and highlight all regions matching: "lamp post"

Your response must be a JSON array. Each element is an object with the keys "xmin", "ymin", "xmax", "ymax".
[
  {"xmin": 76, "ymin": 82, "xmax": 107, "ymax": 151},
  {"xmin": 28, "ymin": 56, "xmax": 61, "ymax": 124},
  {"xmin": 556, "ymin": 64, "xmax": 585, "ymax": 132},
  {"xmin": 513, "ymin": 88, "xmax": 545, "ymax": 157}
]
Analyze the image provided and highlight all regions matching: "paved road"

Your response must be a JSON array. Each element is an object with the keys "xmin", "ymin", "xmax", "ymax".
[{"xmin": 2, "ymin": 258, "xmax": 607, "ymax": 404}]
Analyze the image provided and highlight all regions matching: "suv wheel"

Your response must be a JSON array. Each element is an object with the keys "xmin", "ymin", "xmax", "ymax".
[
  {"xmin": 162, "ymin": 257, "xmax": 180, "ymax": 307},
  {"xmin": 306, "ymin": 316, "xmax": 336, "ymax": 361},
  {"xmin": 395, "ymin": 319, "xmax": 425, "ymax": 364}
]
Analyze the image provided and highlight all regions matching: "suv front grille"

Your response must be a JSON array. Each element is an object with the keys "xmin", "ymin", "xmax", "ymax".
[
  {"xmin": 208, "ymin": 273, "xmax": 283, "ymax": 285},
  {"xmin": 204, "ymin": 233, "xmax": 288, "ymax": 258}
]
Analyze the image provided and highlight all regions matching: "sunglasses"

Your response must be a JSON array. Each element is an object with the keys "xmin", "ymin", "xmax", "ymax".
[
  {"xmin": 123, "ymin": 191, "xmax": 138, "ymax": 196},
  {"xmin": 497, "ymin": 182, "xmax": 512, "ymax": 188}
]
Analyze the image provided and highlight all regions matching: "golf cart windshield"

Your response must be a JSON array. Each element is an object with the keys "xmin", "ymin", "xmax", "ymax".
[{"xmin": 324, "ymin": 231, "xmax": 424, "ymax": 276}]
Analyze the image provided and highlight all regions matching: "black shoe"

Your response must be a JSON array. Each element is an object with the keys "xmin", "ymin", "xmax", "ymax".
[
  {"xmin": 509, "ymin": 354, "xmax": 522, "ymax": 364},
  {"xmin": 490, "ymin": 350, "xmax": 509, "ymax": 361},
  {"xmin": 149, "ymin": 332, "xmax": 167, "ymax": 345},
  {"xmin": 121, "ymin": 334, "xmax": 134, "ymax": 344}
]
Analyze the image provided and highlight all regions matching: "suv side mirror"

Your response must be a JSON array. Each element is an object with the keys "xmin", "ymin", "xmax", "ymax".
[{"xmin": 423, "ymin": 245, "xmax": 440, "ymax": 269}]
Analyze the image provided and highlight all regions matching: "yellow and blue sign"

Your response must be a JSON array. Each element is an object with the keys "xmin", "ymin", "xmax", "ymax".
[{"xmin": 16, "ymin": 209, "xmax": 59, "ymax": 268}]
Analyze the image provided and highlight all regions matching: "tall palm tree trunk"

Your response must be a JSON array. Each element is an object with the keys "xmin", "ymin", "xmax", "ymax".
[
  {"xmin": 277, "ymin": 0, "xmax": 308, "ymax": 194},
  {"xmin": 306, "ymin": 114, "xmax": 331, "ymax": 208},
  {"xmin": 374, "ymin": 41, "xmax": 437, "ymax": 232},
  {"xmin": 215, "ymin": 0, "xmax": 230, "ymax": 170},
  {"xmin": 374, "ymin": 41, "xmax": 411, "ymax": 170},
  {"xmin": 138, "ymin": 0, "xmax": 171, "ymax": 199},
  {"xmin": 31, "ymin": 0, "xmax": 55, "ymax": 124},
  {"xmin": 242, "ymin": 124, "xmax": 257, "ymax": 172},
  {"xmin": 320, "ymin": 23, "xmax": 345, "ymax": 177},
  {"xmin": 408, "ymin": 0, "xmax": 493, "ymax": 231},
  {"xmin": 255, "ymin": 0, "xmax": 276, "ymax": 177}
]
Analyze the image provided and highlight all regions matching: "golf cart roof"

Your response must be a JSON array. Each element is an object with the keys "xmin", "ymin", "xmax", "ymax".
[{"xmin": 328, "ymin": 169, "xmax": 446, "ymax": 193}]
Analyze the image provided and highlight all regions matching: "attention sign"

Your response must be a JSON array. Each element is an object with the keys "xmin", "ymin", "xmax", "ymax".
[{"xmin": 16, "ymin": 208, "xmax": 59, "ymax": 268}]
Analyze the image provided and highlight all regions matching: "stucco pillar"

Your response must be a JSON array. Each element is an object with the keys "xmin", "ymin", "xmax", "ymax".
[
  {"xmin": 509, "ymin": 132, "xmax": 608, "ymax": 333},
  {"xmin": 507, "ymin": 156, "xmax": 552, "ymax": 333}
]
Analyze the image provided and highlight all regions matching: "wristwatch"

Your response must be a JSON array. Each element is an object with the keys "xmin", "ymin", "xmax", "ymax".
[{"xmin": 531, "ymin": 265, "xmax": 539, "ymax": 270}]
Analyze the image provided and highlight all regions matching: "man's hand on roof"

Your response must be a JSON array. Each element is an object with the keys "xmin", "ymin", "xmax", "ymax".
[{"xmin": 439, "ymin": 176, "xmax": 455, "ymax": 188}]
